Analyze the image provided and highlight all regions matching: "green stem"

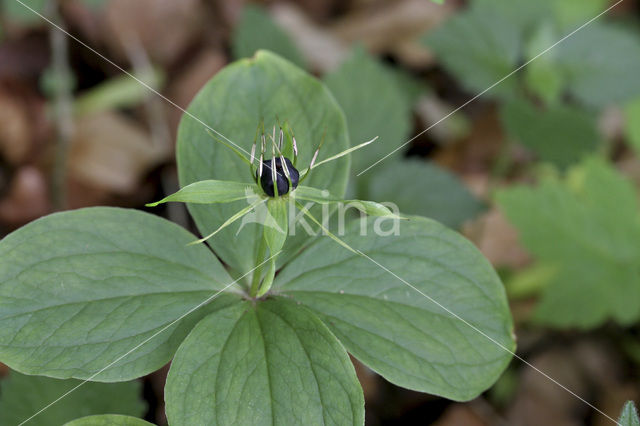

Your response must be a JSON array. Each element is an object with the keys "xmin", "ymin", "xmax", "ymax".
[
  {"xmin": 49, "ymin": 1, "xmax": 73, "ymax": 211},
  {"xmin": 249, "ymin": 235, "xmax": 268, "ymax": 298}
]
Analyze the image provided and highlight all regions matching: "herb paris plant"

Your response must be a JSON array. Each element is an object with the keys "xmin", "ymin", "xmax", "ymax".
[
  {"xmin": 148, "ymin": 118, "xmax": 394, "ymax": 298},
  {"xmin": 0, "ymin": 51, "xmax": 514, "ymax": 425}
]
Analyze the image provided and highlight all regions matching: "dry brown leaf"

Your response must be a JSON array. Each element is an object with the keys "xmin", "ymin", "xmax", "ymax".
[
  {"xmin": 166, "ymin": 50, "xmax": 227, "ymax": 138},
  {"xmin": 0, "ymin": 166, "xmax": 49, "ymax": 227},
  {"xmin": 433, "ymin": 404, "xmax": 488, "ymax": 426},
  {"xmin": 617, "ymin": 154, "xmax": 640, "ymax": 189},
  {"xmin": 464, "ymin": 207, "xmax": 531, "ymax": 269},
  {"xmin": 414, "ymin": 94, "xmax": 472, "ymax": 144},
  {"xmin": 593, "ymin": 385, "xmax": 639, "ymax": 426},
  {"xmin": 598, "ymin": 105, "xmax": 624, "ymax": 141},
  {"xmin": 0, "ymin": 89, "xmax": 31, "ymax": 165},
  {"xmin": 433, "ymin": 107, "xmax": 505, "ymax": 173},
  {"xmin": 351, "ymin": 356, "xmax": 380, "ymax": 402},
  {"xmin": 69, "ymin": 111, "xmax": 169, "ymax": 194},
  {"xmin": 214, "ymin": 0, "xmax": 246, "ymax": 25},
  {"xmin": 330, "ymin": 0, "xmax": 452, "ymax": 67},
  {"xmin": 506, "ymin": 348, "xmax": 588, "ymax": 426},
  {"xmin": 103, "ymin": 0, "xmax": 204, "ymax": 66},
  {"xmin": 271, "ymin": 3, "xmax": 349, "ymax": 72}
]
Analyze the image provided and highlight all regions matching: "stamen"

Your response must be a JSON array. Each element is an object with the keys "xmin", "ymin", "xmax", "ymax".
[
  {"xmin": 250, "ymin": 142, "xmax": 256, "ymax": 164},
  {"xmin": 309, "ymin": 136, "xmax": 378, "ymax": 170},
  {"xmin": 271, "ymin": 133, "xmax": 294, "ymax": 187},
  {"xmin": 298, "ymin": 129, "xmax": 327, "ymax": 184},
  {"xmin": 309, "ymin": 148, "xmax": 320, "ymax": 170},
  {"xmin": 271, "ymin": 157, "xmax": 277, "ymax": 196},
  {"xmin": 280, "ymin": 155, "xmax": 291, "ymax": 180}
]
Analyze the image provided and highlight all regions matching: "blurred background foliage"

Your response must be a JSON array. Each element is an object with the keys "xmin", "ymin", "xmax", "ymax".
[{"xmin": 0, "ymin": 0, "xmax": 639, "ymax": 424}]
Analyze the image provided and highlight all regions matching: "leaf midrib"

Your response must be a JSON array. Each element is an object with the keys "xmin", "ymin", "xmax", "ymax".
[{"xmin": 0, "ymin": 289, "xmax": 213, "ymax": 322}]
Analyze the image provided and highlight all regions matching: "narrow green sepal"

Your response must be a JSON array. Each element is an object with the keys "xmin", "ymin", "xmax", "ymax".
[
  {"xmin": 205, "ymin": 129, "xmax": 253, "ymax": 167},
  {"xmin": 146, "ymin": 180, "xmax": 259, "ymax": 207},
  {"xmin": 294, "ymin": 185, "xmax": 406, "ymax": 219},
  {"xmin": 294, "ymin": 200, "xmax": 358, "ymax": 255},
  {"xmin": 189, "ymin": 198, "xmax": 266, "ymax": 245},
  {"xmin": 298, "ymin": 136, "xmax": 378, "ymax": 177}
]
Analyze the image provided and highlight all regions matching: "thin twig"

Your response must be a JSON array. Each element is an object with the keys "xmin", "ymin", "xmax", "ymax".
[{"xmin": 48, "ymin": 0, "xmax": 73, "ymax": 211}]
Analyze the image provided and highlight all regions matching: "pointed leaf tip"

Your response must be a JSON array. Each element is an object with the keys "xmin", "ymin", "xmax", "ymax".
[{"xmin": 619, "ymin": 401, "xmax": 640, "ymax": 426}]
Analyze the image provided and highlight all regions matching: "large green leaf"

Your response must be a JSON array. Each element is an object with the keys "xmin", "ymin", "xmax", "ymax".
[
  {"xmin": 0, "ymin": 207, "xmax": 240, "ymax": 381},
  {"xmin": 324, "ymin": 48, "xmax": 412, "ymax": 173},
  {"xmin": 619, "ymin": 401, "xmax": 640, "ymax": 426},
  {"xmin": 64, "ymin": 415, "xmax": 154, "ymax": 426},
  {"xmin": 165, "ymin": 299, "xmax": 364, "ymax": 425},
  {"xmin": 0, "ymin": 372, "xmax": 146, "ymax": 426},
  {"xmin": 500, "ymin": 98, "xmax": 600, "ymax": 168},
  {"xmin": 366, "ymin": 160, "xmax": 485, "ymax": 228},
  {"xmin": 556, "ymin": 23, "xmax": 640, "ymax": 108},
  {"xmin": 232, "ymin": 4, "xmax": 306, "ymax": 68},
  {"xmin": 496, "ymin": 158, "xmax": 640, "ymax": 328},
  {"xmin": 274, "ymin": 217, "xmax": 515, "ymax": 401},
  {"xmin": 176, "ymin": 50, "xmax": 350, "ymax": 275}
]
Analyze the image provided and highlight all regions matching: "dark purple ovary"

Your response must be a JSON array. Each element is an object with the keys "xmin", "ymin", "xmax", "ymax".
[{"xmin": 257, "ymin": 157, "xmax": 300, "ymax": 197}]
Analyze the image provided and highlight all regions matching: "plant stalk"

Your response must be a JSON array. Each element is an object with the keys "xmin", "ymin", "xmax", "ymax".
[
  {"xmin": 249, "ymin": 234, "xmax": 268, "ymax": 298},
  {"xmin": 48, "ymin": 0, "xmax": 73, "ymax": 211}
]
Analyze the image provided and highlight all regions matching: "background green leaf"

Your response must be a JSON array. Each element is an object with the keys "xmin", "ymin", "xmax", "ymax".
[
  {"xmin": 0, "ymin": 207, "xmax": 239, "ymax": 381},
  {"xmin": 500, "ymin": 98, "xmax": 600, "ymax": 168},
  {"xmin": 556, "ymin": 23, "xmax": 640, "ymax": 108},
  {"xmin": 73, "ymin": 69, "xmax": 165, "ymax": 117},
  {"xmin": 551, "ymin": 0, "xmax": 608, "ymax": 31},
  {"xmin": 176, "ymin": 50, "xmax": 350, "ymax": 276},
  {"xmin": 274, "ymin": 217, "xmax": 515, "ymax": 401},
  {"xmin": 324, "ymin": 48, "xmax": 412, "ymax": 174},
  {"xmin": 80, "ymin": 0, "xmax": 107, "ymax": 11},
  {"xmin": 425, "ymin": 2, "xmax": 521, "ymax": 99},
  {"xmin": 523, "ymin": 22, "xmax": 564, "ymax": 105},
  {"xmin": 496, "ymin": 158, "xmax": 640, "ymax": 328},
  {"xmin": 0, "ymin": 371, "xmax": 146, "ymax": 426},
  {"xmin": 425, "ymin": 0, "xmax": 637, "ymax": 110},
  {"xmin": 165, "ymin": 299, "xmax": 364, "ymax": 426},
  {"xmin": 367, "ymin": 160, "xmax": 485, "ymax": 228},
  {"xmin": 619, "ymin": 401, "xmax": 640, "ymax": 426},
  {"xmin": 232, "ymin": 4, "xmax": 306, "ymax": 68},
  {"xmin": 474, "ymin": 0, "xmax": 551, "ymax": 34},
  {"xmin": 2, "ymin": 0, "xmax": 46, "ymax": 25},
  {"xmin": 64, "ymin": 415, "xmax": 154, "ymax": 426}
]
